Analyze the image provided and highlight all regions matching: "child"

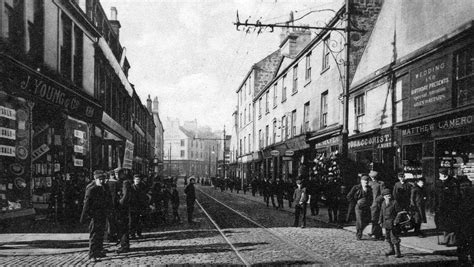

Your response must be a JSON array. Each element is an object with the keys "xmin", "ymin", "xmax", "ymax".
[
  {"xmin": 171, "ymin": 184, "xmax": 180, "ymax": 223},
  {"xmin": 379, "ymin": 188, "xmax": 402, "ymax": 258}
]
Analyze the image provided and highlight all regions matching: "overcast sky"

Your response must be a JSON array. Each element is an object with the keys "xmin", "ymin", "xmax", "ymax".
[{"xmin": 100, "ymin": 0, "xmax": 338, "ymax": 132}]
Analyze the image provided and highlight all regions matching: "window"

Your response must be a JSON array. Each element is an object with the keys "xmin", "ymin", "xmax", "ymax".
[
  {"xmin": 282, "ymin": 75, "xmax": 287, "ymax": 102},
  {"xmin": 321, "ymin": 91, "xmax": 328, "ymax": 128},
  {"xmin": 305, "ymin": 52, "xmax": 312, "ymax": 81},
  {"xmin": 244, "ymin": 108, "xmax": 246, "ymax": 124},
  {"xmin": 304, "ymin": 101, "xmax": 310, "ymax": 132},
  {"xmin": 181, "ymin": 139, "xmax": 185, "ymax": 146},
  {"xmin": 265, "ymin": 91, "xmax": 269, "ymax": 113},
  {"xmin": 273, "ymin": 83, "xmax": 278, "ymax": 107},
  {"xmin": 265, "ymin": 125, "xmax": 269, "ymax": 147},
  {"xmin": 258, "ymin": 98, "xmax": 262, "ymax": 117},
  {"xmin": 244, "ymin": 137, "xmax": 246, "ymax": 154},
  {"xmin": 355, "ymin": 94, "xmax": 365, "ymax": 131},
  {"xmin": 61, "ymin": 13, "xmax": 73, "ymax": 80},
  {"xmin": 248, "ymin": 75, "xmax": 252, "ymax": 95},
  {"xmin": 273, "ymin": 119, "xmax": 277, "ymax": 144},
  {"xmin": 455, "ymin": 46, "xmax": 474, "ymax": 106},
  {"xmin": 322, "ymin": 35, "xmax": 330, "ymax": 71},
  {"xmin": 248, "ymin": 134, "xmax": 251, "ymax": 151},
  {"xmin": 239, "ymin": 139, "xmax": 242, "ymax": 155},
  {"xmin": 249, "ymin": 103, "xmax": 251, "ymax": 121},
  {"xmin": 243, "ymin": 83, "xmax": 246, "ymax": 101},
  {"xmin": 191, "ymin": 151, "xmax": 193, "ymax": 158},
  {"xmin": 281, "ymin": 116, "xmax": 285, "ymax": 141},
  {"xmin": 73, "ymin": 25, "xmax": 83, "ymax": 86},
  {"xmin": 258, "ymin": 130, "xmax": 262, "ymax": 149},
  {"xmin": 291, "ymin": 110, "xmax": 297, "ymax": 137},
  {"xmin": 284, "ymin": 115, "xmax": 289, "ymax": 140},
  {"xmin": 240, "ymin": 112, "xmax": 242, "ymax": 128},
  {"xmin": 293, "ymin": 65, "xmax": 298, "ymax": 93}
]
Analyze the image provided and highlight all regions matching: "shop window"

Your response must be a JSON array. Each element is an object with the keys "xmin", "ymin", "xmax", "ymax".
[
  {"xmin": 293, "ymin": 65, "xmax": 298, "ymax": 93},
  {"xmin": 354, "ymin": 94, "xmax": 365, "ymax": 132},
  {"xmin": 455, "ymin": 46, "xmax": 474, "ymax": 106},
  {"xmin": 282, "ymin": 75, "xmax": 287, "ymax": 102},
  {"xmin": 402, "ymin": 144, "xmax": 422, "ymax": 178},
  {"xmin": 321, "ymin": 91, "xmax": 328, "ymax": 128}
]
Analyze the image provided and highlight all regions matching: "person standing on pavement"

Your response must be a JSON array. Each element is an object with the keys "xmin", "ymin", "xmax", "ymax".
[
  {"xmin": 392, "ymin": 172, "xmax": 412, "ymax": 211},
  {"xmin": 262, "ymin": 177, "xmax": 270, "ymax": 207},
  {"xmin": 410, "ymin": 177, "xmax": 426, "ymax": 237},
  {"xmin": 275, "ymin": 178, "xmax": 284, "ymax": 210},
  {"xmin": 325, "ymin": 173, "xmax": 342, "ymax": 223},
  {"xmin": 307, "ymin": 174, "xmax": 320, "ymax": 216},
  {"xmin": 293, "ymin": 179, "xmax": 310, "ymax": 228},
  {"xmin": 130, "ymin": 174, "xmax": 148, "ymax": 239},
  {"xmin": 347, "ymin": 175, "xmax": 373, "ymax": 240},
  {"xmin": 116, "ymin": 169, "xmax": 132, "ymax": 254},
  {"xmin": 369, "ymin": 170, "xmax": 385, "ymax": 240},
  {"xmin": 171, "ymin": 184, "xmax": 181, "ymax": 223},
  {"xmin": 379, "ymin": 188, "xmax": 402, "ymax": 258},
  {"xmin": 80, "ymin": 170, "xmax": 109, "ymax": 262},
  {"xmin": 106, "ymin": 170, "xmax": 120, "ymax": 243},
  {"xmin": 435, "ymin": 168, "xmax": 461, "ymax": 247},
  {"xmin": 184, "ymin": 177, "xmax": 196, "ymax": 223}
]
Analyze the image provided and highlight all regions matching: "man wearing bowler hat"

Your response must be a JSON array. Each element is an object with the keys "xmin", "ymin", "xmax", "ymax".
[
  {"xmin": 80, "ymin": 170, "xmax": 110, "ymax": 262},
  {"xmin": 347, "ymin": 174, "xmax": 373, "ymax": 240}
]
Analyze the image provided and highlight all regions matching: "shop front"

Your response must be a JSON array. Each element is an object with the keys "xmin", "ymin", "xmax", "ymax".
[
  {"xmin": 0, "ymin": 54, "xmax": 103, "ymax": 220},
  {"xmin": 348, "ymin": 128, "xmax": 398, "ymax": 185},
  {"xmin": 285, "ymin": 135, "xmax": 311, "ymax": 181}
]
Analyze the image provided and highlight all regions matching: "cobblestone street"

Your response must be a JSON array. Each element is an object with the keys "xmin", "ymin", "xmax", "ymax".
[{"xmin": 0, "ymin": 185, "xmax": 459, "ymax": 266}]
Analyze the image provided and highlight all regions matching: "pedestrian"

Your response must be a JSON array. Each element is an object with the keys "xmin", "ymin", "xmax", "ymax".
[
  {"xmin": 455, "ymin": 185, "xmax": 474, "ymax": 266},
  {"xmin": 275, "ymin": 178, "xmax": 284, "ymax": 210},
  {"xmin": 435, "ymin": 168, "xmax": 461, "ymax": 247},
  {"xmin": 105, "ymin": 170, "xmax": 120, "ymax": 243},
  {"xmin": 369, "ymin": 170, "xmax": 385, "ymax": 240},
  {"xmin": 251, "ymin": 178, "xmax": 258, "ymax": 196},
  {"xmin": 171, "ymin": 184, "xmax": 181, "ymax": 223},
  {"xmin": 347, "ymin": 174, "xmax": 373, "ymax": 240},
  {"xmin": 379, "ymin": 188, "xmax": 402, "ymax": 258},
  {"xmin": 80, "ymin": 170, "xmax": 109, "ymax": 262},
  {"xmin": 293, "ymin": 179, "xmax": 309, "ymax": 228},
  {"xmin": 262, "ymin": 177, "xmax": 270, "ymax": 207},
  {"xmin": 148, "ymin": 181, "xmax": 163, "ymax": 226},
  {"xmin": 130, "ymin": 174, "xmax": 148, "ymax": 239},
  {"xmin": 410, "ymin": 177, "xmax": 426, "ymax": 237},
  {"xmin": 184, "ymin": 177, "xmax": 196, "ymax": 223},
  {"xmin": 286, "ymin": 179, "xmax": 294, "ymax": 208},
  {"xmin": 116, "ymin": 169, "xmax": 132, "ymax": 254},
  {"xmin": 307, "ymin": 174, "xmax": 320, "ymax": 216},
  {"xmin": 325, "ymin": 173, "xmax": 342, "ymax": 223},
  {"xmin": 392, "ymin": 172, "xmax": 411, "ymax": 211},
  {"xmin": 269, "ymin": 178, "xmax": 277, "ymax": 209}
]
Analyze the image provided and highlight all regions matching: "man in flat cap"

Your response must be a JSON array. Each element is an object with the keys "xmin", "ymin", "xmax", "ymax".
[
  {"xmin": 379, "ymin": 188, "xmax": 402, "ymax": 258},
  {"xmin": 293, "ymin": 179, "xmax": 309, "ymax": 228},
  {"xmin": 116, "ymin": 168, "xmax": 132, "ymax": 254},
  {"xmin": 80, "ymin": 170, "xmax": 110, "ymax": 262},
  {"xmin": 369, "ymin": 170, "xmax": 385, "ymax": 240},
  {"xmin": 347, "ymin": 174, "xmax": 373, "ymax": 240}
]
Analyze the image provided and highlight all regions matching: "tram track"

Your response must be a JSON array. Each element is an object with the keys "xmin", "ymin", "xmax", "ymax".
[{"xmin": 196, "ymin": 188, "xmax": 327, "ymax": 266}]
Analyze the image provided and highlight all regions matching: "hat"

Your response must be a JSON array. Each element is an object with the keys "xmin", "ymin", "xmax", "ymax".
[
  {"xmin": 382, "ymin": 188, "xmax": 391, "ymax": 196},
  {"xmin": 93, "ymin": 170, "xmax": 105, "ymax": 178},
  {"xmin": 296, "ymin": 179, "xmax": 302, "ymax": 184},
  {"xmin": 133, "ymin": 174, "xmax": 141, "ymax": 179},
  {"xmin": 369, "ymin": 170, "xmax": 378, "ymax": 177},
  {"xmin": 327, "ymin": 172, "xmax": 334, "ymax": 177},
  {"xmin": 360, "ymin": 175, "xmax": 370, "ymax": 181},
  {"xmin": 108, "ymin": 170, "xmax": 116, "ymax": 175},
  {"xmin": 439, "ymin": 168, "xmax": 449, "ymax": 175}
]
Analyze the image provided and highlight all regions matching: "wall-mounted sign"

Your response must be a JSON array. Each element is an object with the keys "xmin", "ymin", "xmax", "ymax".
[
  {"xmin": 74, "ymin": 130, "xmax": 85, "ymax": 139},
  {"xmin": 0, "ymin": 106, "xmax": 16, "ymax": 120},
  {"xmin": 31, "ymin": 144, "xmax": 49, "ymax": 162},
  {"xmin": 74, "ymin": 145, "xmax": 84, "ymax": 154},
  {"xmin": 349, "ymin": 132, "xmax": 393, "ymax": 150},
  {"xmin": 0, "ymin": 127, "xmax": 15, "ymax": 140},
  {"xmin": 402, "ymin": 113, "xmax": 474, "ymax": 137},
  {"xmin": 405, "ymin": 55, "xmax": 452, "ymax": 119},
  {"xmin": 0, "ymin": 145, "xmax": 16, "ymax": 157},
  {"xmin": 123, "ymin": 140, "xmax": 134, "ymax": 169},
  {"xmin": 270, "ymin": 150, "xmax": 280, "ymax": 156},
  {"xmin": 74, "ymin": 158, "xmax": 83, "ymax": 167},
  {"xmin": 314, "ymin": 136, "xmax": 340, "ymax": 149},
  {"xmin": 285, "ymin": 150, "xmax": 295, "ymax": 156}
]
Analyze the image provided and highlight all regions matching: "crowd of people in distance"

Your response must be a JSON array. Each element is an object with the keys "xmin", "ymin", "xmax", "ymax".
[
  {"xmin": 216, "ymin": 168, "xmax": 474, "ymax": 264},
  {"xmin": 79, "ymin": 169, "xmax": 199, "ymax": 262}
]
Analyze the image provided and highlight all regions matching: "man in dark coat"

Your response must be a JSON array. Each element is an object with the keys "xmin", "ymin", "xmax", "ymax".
[
  {"xmin": 262, "ymin": 178, "xmax": 271, "ymax": 207},
  {"xmin": 379, "ymin": 188, "xmax": 402, "ymax": 258},
  {"xmin": 275, "ymin": 178, "xmax": 285, "ymax": 209},
  {"xmin": 369, "ymin": 170, "xmax": 385, "ymax": 240},
  {"xmin": 293, "ymin": 179, "xmax": 309, "ymax": 228},
  {"xmin": 80, "ymin": 170, "xmax": 109, "ymax": 262},
  {"xmin": 435, "ymin": 168, "xmax": 461, "ymax": 246},
  {"xmin": 307, "ymin": 174, "xmax": 321, "ymax": 216},
  {"xmin": 455, "ymin": 186, "xmax": 474, "ymax": 266},
  {"xmin": 392, "ymin": 172, "xmax": 411, "ymax": 211},
  {"xmin": 325, "ymin": 173, "xmax": 342, "ymax": 223},
  {"xmin": 116, "ymin": 169, "xmax": 132, "ymax": 254},
  {"xmin": 106, "ymin": 170, "xmax": 120, "ymax": 242},
  {"xmin": 171, "ymin": 184, "xmax": 180, "ymax": 223},
  {"xmin": 347, "ymin": 174, "xmax": 373, "ymax": 240},
  {"xmin": 184, "ymin": 177, "xmax": 196, "ymax": 223},
  {"xmin": 130, "ymin": 174, "xmax": 148, "ymax": 239},
  {"xmin": 410, "ymin": 177, "xmax": 426, "ymax": 237}
]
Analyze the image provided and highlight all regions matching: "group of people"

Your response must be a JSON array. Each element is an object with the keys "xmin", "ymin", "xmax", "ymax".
[{"xmin": 80, "ymin": 169, "xmax": 198, "ymax": 262}]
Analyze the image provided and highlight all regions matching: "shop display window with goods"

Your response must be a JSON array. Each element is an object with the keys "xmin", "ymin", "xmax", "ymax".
[
  {"xmin": 0, "ymin": 91, "xmax": 33, "ymax": 217},
  {"xmin": 437, "ymin": 136, "xmax": 474, "ymax": 184}
]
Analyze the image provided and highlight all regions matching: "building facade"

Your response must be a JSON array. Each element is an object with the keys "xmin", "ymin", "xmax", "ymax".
[{"xmin": 0, "ymin": 0, "xmax": 158, "ymax": 220}]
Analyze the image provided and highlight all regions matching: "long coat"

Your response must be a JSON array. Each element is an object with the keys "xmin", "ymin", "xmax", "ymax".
[
  {"xmin": 379, "ymin": 199, "xmax": 401, "ymax": 230},
  {"xmin": 410, "ymin": 185, "xmax": 426, "ymax": 224},
  {"xmin": 347, "ymin": 184, "xmax": 373, "ymax": 229},
  {"xmin": 80, "ymin": 184, "xmax": 109, "ymax": 223},
  {"xmin": 435, "ymin": 177, "xmax": 461, "ymax": 232}
]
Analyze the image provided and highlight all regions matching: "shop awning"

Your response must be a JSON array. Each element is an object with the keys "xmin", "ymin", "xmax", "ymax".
[{"xmin": 306, "ymin": 125, "xmax": 342, "ymax": 143}]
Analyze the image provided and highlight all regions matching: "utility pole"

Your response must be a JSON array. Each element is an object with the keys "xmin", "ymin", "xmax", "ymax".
[
  {"xmin": 223, "ymin": 125, "xmax": 226, "ymax": 179},
  {"xmin": 169, "ymin": 143, "xmax": 171, "ymax": 177}
]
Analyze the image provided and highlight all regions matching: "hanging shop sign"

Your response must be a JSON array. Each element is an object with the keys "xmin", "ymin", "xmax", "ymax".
[
  {"xmin": 270, "ymin": 150, "xmax": 280, "ymax": 156},
  {"xmin": 2, "ymin": 55, "xmax": 103, "ymax": 123},
  {"xmin": 285, "ymin": 150, "xmax": 295, "ymax": 156},
  {"xmin": 405, "ymin": 55, "xmax": 452, "ymax": 119},
  {"xmin": 31, "ymin": 144, "xmax": 50, "ymax": 162},
  {"xmin": 123, "ymin": 140, "xmax": 134, "ymax": 169},
  {"xmin": 349, "ymin": 131, "xmax": 393, "ymax": 150}
]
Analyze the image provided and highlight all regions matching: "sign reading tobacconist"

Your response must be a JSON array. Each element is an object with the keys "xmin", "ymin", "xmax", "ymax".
[{"xmin": 406, "ymin": 56, "xmax": 452, "ymax": 119}]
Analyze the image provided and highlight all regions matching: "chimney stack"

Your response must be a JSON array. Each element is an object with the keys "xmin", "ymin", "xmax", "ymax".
[
  {"xmin": 109, "ymin": 7, "xmax": 121, "ymax": 39},
  {"xmin": 146, "ymin": 95, "xmax": 152, "ymax": 113},
  {"xmin": 152, "ymin": 96, "xmax": 160, "ymax": 114}
]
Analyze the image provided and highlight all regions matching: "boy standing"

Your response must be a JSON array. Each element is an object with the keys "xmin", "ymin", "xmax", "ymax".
[{"xmin": 379, "ymin": 188, "xmax": 402, "ymax": 258}]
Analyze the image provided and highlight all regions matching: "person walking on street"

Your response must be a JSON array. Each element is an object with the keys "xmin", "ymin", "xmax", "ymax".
[
  {"xmin": 275, "ymin": 178, "xmax": 284, "ymax": 210},
  {"xmin": 379, "ymin": 188, "xmax": 403, "ymax": 258},
  {"xmin": 325, "ymin": 173, "xmax": 342, "ymax": 223},
  {"xmin": 185, "ymin": 177, "xmax": 196, "ymax": 223},
  {"xmin": 410, "ymin": 177, "xmax": 427, "ymax": 237},
  {"xmin": 392, "ymin": 172, "xmax": 411, "ymax": 211},
  {"xmin": 116, "ymin": 169, "xmax": 132, "ymax": 254},
  {"xmin": 130, "ymin": 174, "xmax": 148, "ymax": 239},
  {"xmin": 307, "ymin": 174, "xmax": 320, "ymax": 216},
  {"xmin": 435, "ymin": 168, "xmax": 461, "ymax": 246},
  {"xmin": 293, "ymin": 179, "xmax": 309, "ymax": 228},
  {"xmin": 171, "ymin": 184, "xmax": 181, "ymax": 223},
  {"xmin": 369, "ymin": 170, "xmax": 385, "ymax": 240},
  {"xmin": 262, "ymin": 178, "xmax": 270, "ymax": 207},
  {"xmin": 80, "ymin": 170, "xmax": 110, "ymax": 262},
  {"xmin": 106, "ymin": 170, "xmax": 120, "ymax": 243},
  {"xmin": 347, "ymin": 175, "xmax": 373, "ymax": 240}
]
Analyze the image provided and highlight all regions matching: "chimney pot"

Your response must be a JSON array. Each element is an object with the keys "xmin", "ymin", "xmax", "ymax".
[{"xmin": 111, "ymin": 7, "xmax": 118, "ymax": 20}]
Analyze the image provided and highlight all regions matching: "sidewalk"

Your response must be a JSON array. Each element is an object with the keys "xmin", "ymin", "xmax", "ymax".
[{"xmin": 215, "ymin": 187, "xmax": 457, "ymax": 255}]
